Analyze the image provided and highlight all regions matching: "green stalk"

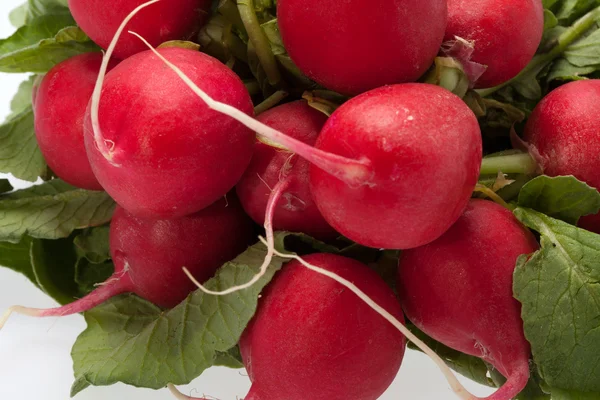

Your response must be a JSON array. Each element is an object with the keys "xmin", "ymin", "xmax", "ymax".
[
  {"xmin": 237, "ymin": 0, "xmax": 282, "ymax": 86},
  {"xmin": 254, "ymin": 90, "xmax": 288, "ymax": 115},
  {"xmin": 477, "ymin": 5, "xmax": 600, "ymax": 97},
  {"xmin": 218, "ymin": 0, "xmax": 247, "ymax": 34},
  {"xmin": 480, "ymin": 153, "xmax": 537, "ymax": 176}
]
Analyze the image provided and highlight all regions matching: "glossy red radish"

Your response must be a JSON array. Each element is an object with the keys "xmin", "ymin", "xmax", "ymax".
[
  {"xmin": 33, "ymin": 53, "xmax": 117, "ymax": 190},
  {"xmin": 0, "ymin": 197, "xmax": 254, "ymax": 328},
  {"xmin": 68, "ymin": 0, "xmax": 211, "ymax": 60},
  {"xmin": 310, "ymin": 84, "xmax": 482, "ymax": 249},
  {"xmin": 85, "ymin": 46, "xmax": 255, "ymax": 219},
  {"xmin": 277, "ymin": 0, "xmax": 447, "ymax": 95},
  {"xmin": 236, "ymin": 100, "xmax": 338, "ymax": 241},
  {"xmin": 445, "ymin": 0, "xmax": 544, "ymax": 88},
  {"xmin": 239, "ymin": 253, "xmax": 406, "ymax": 400},
  {"xmin": 524, "ymin": 79, "xmax": 600, "ymax": 233},
  {"xmin": 398, "ymin": 199, "xmax": 539, "ymax": 400}
]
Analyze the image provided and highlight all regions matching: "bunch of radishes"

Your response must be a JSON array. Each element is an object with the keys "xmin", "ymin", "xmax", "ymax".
[{"xmin": 2, "ymin": 0, "xmax": 600, "ymax": 399}]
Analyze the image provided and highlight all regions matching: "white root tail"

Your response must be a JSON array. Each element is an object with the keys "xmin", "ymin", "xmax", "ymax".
[
  {"xmin": 184, "ymin": 178, "xmax": 290, "ymax": 296},
  {"xmin": 90, "ymin": 0, "xmax": 162, "ymax": 165},
  {"xmin": 168, "ymin": 384, "xmax": 209, "ymax": 400}
]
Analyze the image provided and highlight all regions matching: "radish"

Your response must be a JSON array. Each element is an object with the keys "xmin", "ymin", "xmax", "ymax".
[
  {"xmin": 84, "ymin": 46, "xmax": 255, "ymax": 219},
  {"xmin": 68, "ymin": 0, "xmax": 211, "ymax": 60},
  {"xmin": 397, "ymin": 199, "xmax": 539, "ymax": 400},
  {"xmin": 33, "ymin": 53, "xmax": 118, "ymax": 191},
  {"xmin": 236, "ymin": 100, "xmax": 338, "ymax": 241},
  {"xmin": 523, "ymin": 79, "xmax": 600, "ymax": 233},
  {"xmin": 0, "ymin": 196, "xmax": 255, "ymax": 328},
  {"xmin": 277, "ymin": 0, "xmax": 447, "ymax": 95},
  {"xmin": 445, "ymin": 0, "xmax": 544, "ymax": 88},
  {"xmin": 310, "ymin": 84, "xmax": 483, "ymax": 249},
  {"xmin": 239, "ymin": 253, "xmax": 406, "ymax": 400}
]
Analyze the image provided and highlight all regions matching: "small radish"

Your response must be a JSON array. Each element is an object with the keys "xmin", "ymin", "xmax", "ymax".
[
  {"xmin": 0, "ymin": 197, "xmax": 254, "ymax": 327},
  {"xmin": 523, "ymin": 79, "xmax": 600, "ymax": 233},
  {"xmin": 85, "ymin": 46, "xmax": 255, "ymax": 219},
  {"xmin": 310, "ymin": 84, "xmax": 483, "ymax": 249},
  {"xmin": 277, "ymin": 0, "xmax": 447, "ymax": 95},
  {"xmin": 445, "ymin": 0, "xmax": 544, "ymax": 88},
  {"xmin": 33, "ymin": 53, "xmax": 118, "ymax": 190},
  {"xmin": 239, "ymin": 253, "xmax": 406, "ymax": 400},
  {"xmin": 68, "ymin": 0, "xmax": 211, "ymax": 60},
  {"xmin": 398, "ymin": 199, "xmax": 539, "ymax": 400},
  {"xmin": 236, "ymin": 100, "xmax": 338, "ymax": 241}
]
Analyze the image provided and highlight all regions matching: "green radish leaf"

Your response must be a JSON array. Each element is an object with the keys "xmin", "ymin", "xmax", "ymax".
[
  {"xmin": 9, "ymin": 3, "xmax": 28, "ymax": 28},
  {"xmin": 73, "ymin": 226, "xmax": 111, "ymax": 264},
  {"xmin": 0, "ymin": 106, "xmax": 46, "ymax": 181},
  {"xmin": 544, "ymin": 9, "xmax": 559, "ymax": 31},
  {"xmin": 513, "ymin": 208, "xmax": 600, "ymax": 393},
  {"xmin": 214, "ymin": 346, "xmax": 244, "ymax": 369},
  {"xmin": 550, "ymin": 388, "xmax": 600, "ymax": 399},
  {"xmin": 0, "ymin": 13, "xmax": 98, "ymax": 73},
  {"xmin": 517, "ymin": 175, "xmax": 600, "ymax": 225},
  {"xmin": 70, "ymin": 234, "xmax": 290, "ymax": 395},
  {"xmin": 563, "ymin": 27, "xmax": 600, "ymax": 67},
  {"xmin": 0, "ymin": 180, "xmax": 115, "ymax": 243},
  {"xmin": 547, "ymin": 58, "xmax": 598, "ymax": 81},
  {"xmin": 30, "ymin": 236, "xmax": 80, "ymax": 305},
  {"xmin": 74, "ymin": 260, "xmax": 114, "ymax": 297},
  {"xmin": 8, "ymin": 75, "xmax": 36, "ymax": 121},
  {"xmin": 26, "ymin": 0, "xmax": 70, "ymax": 22},
  {"xmin": 0, "ymin": 180, "xmax": 13, "ymax": 194},
  {"xmin": 0, "ymin": 236, "xmax": 37, "ymax": 287}
]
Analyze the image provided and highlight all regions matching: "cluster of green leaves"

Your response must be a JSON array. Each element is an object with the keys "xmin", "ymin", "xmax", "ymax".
[{"xmin": 1, "ymin": 0, "xmax": 600, "ymax": 399}]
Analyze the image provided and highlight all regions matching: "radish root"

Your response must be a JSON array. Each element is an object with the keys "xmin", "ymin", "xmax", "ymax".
[
  {"xmin": 184, "ymin": 178, "xmax": 291, "ymax": 296},
  {"xmin": 167, "ymin": 384, "xmax": 210, "ymax": 400},
  {"xmin": 90, "ymin": 0, "xmax": 162, "ymax": 165},
  {"xmin": 128, "ymin": 30, "xmax": 373, "ymax": 188}
]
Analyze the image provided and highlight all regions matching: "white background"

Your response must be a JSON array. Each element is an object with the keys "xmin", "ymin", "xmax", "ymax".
[{"xmin": 0, "ymin": 2, "xmax": 495, "ymax": 399}]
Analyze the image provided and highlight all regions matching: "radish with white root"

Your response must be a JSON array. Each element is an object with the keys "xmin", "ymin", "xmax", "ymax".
[
  {"xmin": 0, "ymin": 197, "xmax": 254, "ymax": 328},
  {"xmin": 84, "ymin": 45, "xmax": 256, "ymax": 219},
  {"xmin": 68, "ymin": 0, "xmax": 211, "ymax": 59},
  {"xmin": 33, "ymin": 53, "xmax": 118, "ymax": 190},
  {"xmin": 398, "ymin": 199, "xmax": 539, "ymax": 400},
  {"xmin": 236, "ymin": 100, "xmax": 339, "ymax": 241}
]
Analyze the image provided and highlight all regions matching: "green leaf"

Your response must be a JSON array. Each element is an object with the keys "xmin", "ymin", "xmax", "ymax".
[
  {"xmin": 563, "ymin": 26, "xmax": 600, "ymax": 67},
  {"xmin": 551, "ymin": 388, "xmax": 600, "ymax": 400},
  {"xmin": 555, "ymin": 0, "xmax": 600, "ymax": 24},
  {"xmin": 74, "ymin": 226, "xmax": 111, "ymax": 264},
  {"xmin": 544, "ymin": 9, "xmax": 559, "ymax": 31},
  {"xmin": 75, "ymin": 260, "xmax": 114, "ymax": 297},
  {"xmin": 7, "ymin": 75, "xmax": 36, "ymax": 121},
  {"xmin": 214, "ymin": 346, "xmax": 244, "ymax": 369},
  {"xmin": 0, "ymin": 180, "xmax": 13, "ymax": 194},
  {"xmin": 547, "ymin": 58, "xmax": 598, "ymax": 81},
  {"xmin": 9, "ymin": 3, "xmax": 28, "ymax": 28},
  {"xmin": 71, "ymin": 235, "xmax": 289, "ymax": 395},
  {"xmin": 517, "ymin": 175, "xmax": 600, "ymax": 225},
  {"xmin": 0, "ymin": 13, "xmax": 98, "ymax": 73},
  {"xmin": 0, "ymin": 106, "xmax": 46, "ymax": 181},
  {"xmin": 31, "ymin": 236, "xmax": 80, "ymax": 305},
  {"xmin": 26, "ymin": 0, "xmax": 70, "ymax": 22},
  {"xmin": 0, "ymin": 236, "xmax": 37, "ymax": 286},
  {"xmin": 513, "ymin": 207, "xmax": 600, "ymax": 393},
  {"xmin": 0, "ymin": 180, "xmax": 115, "ymax": 243}
]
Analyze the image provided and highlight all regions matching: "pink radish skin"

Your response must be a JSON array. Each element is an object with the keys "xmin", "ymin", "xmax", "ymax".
[
  {"xmin": 398, "ymin": 199, "xmax": 538, "ymax": 400},
  {"xmin": 239, "ymin": 253, "xmax": 406, "ymax": 400},
  {"xmin": 524, "ymin": 80, "xmax": 600, "ymax": 233},
  {"xmin": 445, "ymin": 0, "xmax": 544, "ymax": 88},
  {"xmin": 33, "ymin": 53, "xmax": 117, "ymax": 190},
  {"xmin": 68, "ymin": 0, "xmax": 211, "ymax": 60},
  {"xmin": 236, "ymin": 101, "xmax": 338, "ymax": 241},
  {"xmin": 0, "ymin": 197, "xmax": 254, "ymax": 327},
  {"xmin": 277, "ymin": 0, "xmax": 447, "ymax": 95},
  {"xmin": 84, "ymin": 47, "xmax": 255, "ymax": 219},
  {"xmin": 310, "ymin": 83, "xmax": 483, "ymax": 249}
]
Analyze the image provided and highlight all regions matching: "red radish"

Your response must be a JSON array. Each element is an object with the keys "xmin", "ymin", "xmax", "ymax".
[
  {"xmin": 445, "ymin": 0, "xmax": 544, "ymax": 88},
  {"xmin": 236, "ymin": 100, "xmax": 338, "ymax": 241},
  {"xmin": 239, "ymin": 253, "xmax": 406, "ymax": 400},
  {"xmin": 398, "ymin": 199, "xmax": 539, "ymax": 400},
  {"xmin": 68, "ymin": 0, "xmax": 211, "ymax": 60},
  {"xmin": 277, "ymin": 0, "xmax": 447, "ymax": 95},
  {"xmin": 310, "ymin": 84, "xmax": 483, "ymax": 249},
  {"xmin": 524, "ymin": 79, "xmax": 600, "ymax": 233},
  {"xmin": 0, "ymin": 197, "xmax": 254, "ymax": 327},
  {"xmin": 84, "ymin": 47, "xmax": 255, "ymax": 219},
  {"xmin": 33, "ymin": 53, "xmax": 117, "ymax": 190}
]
